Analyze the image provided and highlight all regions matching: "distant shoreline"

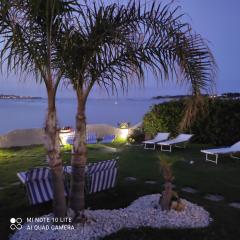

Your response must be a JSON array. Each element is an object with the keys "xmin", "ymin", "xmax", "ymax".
[
  {"xmin": 152, "ymin": 94, "xmax": 192, "ymax": 99},
  {"xmin": 152, "ymin": 92, "xmax": 240, "ymax": 100},
  {"xmin": 0, "ymin": 94, "xmax": 42, "ymax": 100}
]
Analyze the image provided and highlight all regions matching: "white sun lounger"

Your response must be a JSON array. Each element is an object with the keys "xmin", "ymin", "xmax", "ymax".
[
  {"xmin": 201, "ymin": 141, "xmax": 240, "ymax": 164},
  {"xmin": 157, "ymin": 134, "xmax": 193, "ymax": 152},
  {"xmin": 142, "ymin": 132, "xmax": 170, "ymax": 150}
]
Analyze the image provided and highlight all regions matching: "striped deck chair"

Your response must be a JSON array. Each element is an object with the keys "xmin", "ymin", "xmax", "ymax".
[
  {"xmin": 25, "ymin": 167, "xmax": 68, "ymax": 205},
  {"xmin": 87, "ymin": 132, "xmax": 97, "ymax": 144},
  {"xmin": 86, "ymin": 159, "xmax": 118, "ymax": 194},
  {"xmin": 66, "ymin": 133, "xmax": 75, "ymax": 145},
  {"xmin": 100, "ymin": 135, "xmax": 116, "ymax": 144},
  {"xmin": 67, "ymin": 132, "xmax": 97, "ymax": 145}
]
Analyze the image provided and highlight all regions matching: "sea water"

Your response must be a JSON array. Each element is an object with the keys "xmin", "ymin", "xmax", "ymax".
[{"xmin": 0, "ymin": 98, "xmax": 165, "ymax": 134}]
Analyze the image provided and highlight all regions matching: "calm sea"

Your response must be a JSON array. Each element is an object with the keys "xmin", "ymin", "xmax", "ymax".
[{"xmin": 0, "ymin": 98, "xmax": 165, "ymax": 134}]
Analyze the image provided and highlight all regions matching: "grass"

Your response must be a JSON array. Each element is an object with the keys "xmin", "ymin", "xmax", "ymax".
[{"xmin": 0, "ymin": 143, "xmax": 240, "ymax": 239}]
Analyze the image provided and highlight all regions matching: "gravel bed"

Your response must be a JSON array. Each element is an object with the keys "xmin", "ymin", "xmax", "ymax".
[{"xmin": 11, "ymin": 194, "xmax": 212, "ymax": 240}]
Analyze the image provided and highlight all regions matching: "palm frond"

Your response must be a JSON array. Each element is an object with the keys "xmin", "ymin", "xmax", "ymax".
[
  {"xmin": 0, "ymin": 0, "xmax": 79, "ymax": 86},
  {"xmin": 58, "ymin": 0, "xmax": 216, "ymax": 101}
]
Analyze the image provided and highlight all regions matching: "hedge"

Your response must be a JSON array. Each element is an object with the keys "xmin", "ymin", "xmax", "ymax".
[{"xmin": 143, "ymin": 99, "xmax": 240, "ymax": 146}]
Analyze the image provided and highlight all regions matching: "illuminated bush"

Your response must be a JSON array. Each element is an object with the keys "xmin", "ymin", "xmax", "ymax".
[{"xmin": 143, "ymin": 99, "xmax": 240, "ymax": 145}]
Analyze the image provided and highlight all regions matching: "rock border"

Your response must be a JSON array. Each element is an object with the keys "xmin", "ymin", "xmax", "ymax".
[{"xmin": 11, "ymin": 194, "xmax": 212, "ymax": 240}]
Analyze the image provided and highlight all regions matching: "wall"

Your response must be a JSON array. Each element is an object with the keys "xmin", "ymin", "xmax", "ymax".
[
  {"xmin": 0, "ymin": 128, "xmax": 45, "ymax": 148},
  {"xmin": 0, "ymin": 124, "xmax": 127, "ymax": 148}
]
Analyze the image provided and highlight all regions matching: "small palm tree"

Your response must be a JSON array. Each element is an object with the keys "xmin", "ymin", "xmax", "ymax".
[
  {"xmin": 159, "ymin": 161, "xmax": 174, "ymax": 211},
  {"xmin": 0, "ymin": 0, "xmax": 78, "ymax": 217},
  {"xmin": 58, "ymin": 0, "xmax": 216, "ymax": 217}
]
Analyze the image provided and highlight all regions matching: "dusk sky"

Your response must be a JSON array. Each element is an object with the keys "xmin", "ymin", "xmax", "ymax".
[{"xmin": 0, "ymin": 0, "xmax": 240, "ymax": 98}]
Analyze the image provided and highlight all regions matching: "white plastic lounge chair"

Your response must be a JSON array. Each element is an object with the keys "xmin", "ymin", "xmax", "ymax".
[
  {"xmin": 157, "ymin": 134, "xmax": 193, "ymax": 152},
  {"xmin": 201, "ymin": 141, "xmax": 240, "ymax": 164},
  {"xmin": 142, "ymin": 132, "xmax": 170, "ymax": 150},
  {"xmin": 100, "ymin": 135, "xmax": 115, "ymax": 144}
]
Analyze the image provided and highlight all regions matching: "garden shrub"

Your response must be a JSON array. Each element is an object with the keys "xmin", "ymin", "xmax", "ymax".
[
  {"xmin": 127, "ymin": 127, "xmax": 145, "ymax": 144},
  {"xmin": 143, "ymin": 100, "xmax": 184, "ymax": 137},
  {"xmin": 143, "ymin": 99, "xmax": 240, "ymax": 145}
]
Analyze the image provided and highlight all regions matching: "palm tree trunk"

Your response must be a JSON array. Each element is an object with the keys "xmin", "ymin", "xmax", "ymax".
[
  {"xmin": 69, "ymin": 93, "xmax": 87, "ymax": 215},
  {"xmin": 160, "ymin": 181, "xmax": 173, "ymax": 211},
  {"xmin": 45, "ymin": 88, "xmax": 67, "ymax": 218}
]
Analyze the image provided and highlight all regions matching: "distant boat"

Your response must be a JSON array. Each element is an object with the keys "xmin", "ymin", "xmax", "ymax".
[{"xmin": 114, "ymin": 101, "xmax": 118, "ymax": 105}]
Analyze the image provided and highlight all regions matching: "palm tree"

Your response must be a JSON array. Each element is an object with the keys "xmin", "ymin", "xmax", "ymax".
[
  {"xmin": 58, "ymin": 0, "xmax": 216, "ymax": 217},
  {"xmin": 0, "ymin": 0, "xmax": 78, "ymax": 217}
]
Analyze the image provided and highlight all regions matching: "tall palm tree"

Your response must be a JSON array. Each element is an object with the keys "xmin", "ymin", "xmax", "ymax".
[
  {"xmin": 58, "ymin": 0, "xmax": 216, "ymax": 217},
  {"xmin": 0, "ymin": 0, "xmax": 78, "ymax": 217}
]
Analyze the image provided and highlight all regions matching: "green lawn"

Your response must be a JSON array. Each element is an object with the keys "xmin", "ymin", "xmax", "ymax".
[{"xmin": 0, "ymin": 144, "xmax": 240, "ymax": 240}]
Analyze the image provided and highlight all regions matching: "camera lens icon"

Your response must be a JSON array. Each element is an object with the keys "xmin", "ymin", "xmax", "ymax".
[{"xmin": 10, "ymin": 218, "xmax": 22, "ymax": 230}]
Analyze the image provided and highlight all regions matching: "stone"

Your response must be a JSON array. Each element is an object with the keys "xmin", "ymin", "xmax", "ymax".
[
  {"xmin": 144, "ymin": 181, "xmax": 157, "ymax": 184},
  {"xmin": 204, "ymin": 194, "xmax": 224, "ymax": 202},
  {"xmin": 0, "ymin": 182, "xmax": 21, "ymax": 190},
  {"xmin": 101, "ymin": 145, "xmax": 118, "ymax": 153},
  {"xmin": 181, "ymin": 187, "xmax": 198, "ymax": 194},
  {"xmin": 171, "ymin": 200, "xmax": 185, "ymax": 212},
  {"xmin": 228, "ymin": 202, "xmax": 240, "ymax": 209},
  {"xmin": 10, "ymin": 182, "xmax": 21, "ymax": 186},
  {"xmin": 125, "ymin": 177, "xmax": 137, "ymax": 181}
]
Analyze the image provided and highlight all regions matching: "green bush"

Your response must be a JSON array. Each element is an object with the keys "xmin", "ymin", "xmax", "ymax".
[
  {"xmin": 127, "ymin": 127, "xmax": 145, "ymax": 144},
  {"xmin": 143, "ymin": 100, "xmax": 184, "ymax": 137},
  {"xmin": 143, "ymin": 99, "xmax": 240, "ymax": 145}
]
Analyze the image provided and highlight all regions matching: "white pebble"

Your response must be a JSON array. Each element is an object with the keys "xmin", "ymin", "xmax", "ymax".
[{"xmin": 11, "ymin": 194, "xmax": 212, "ymax": 240}]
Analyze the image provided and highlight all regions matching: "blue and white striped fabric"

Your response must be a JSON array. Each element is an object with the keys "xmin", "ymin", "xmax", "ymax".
[
  {"xmin": 25, "ymin": 168, "xmax": 53, "ymax": 205},
  {"xmin": 66, "ymin": 133, "xmax": 75, "ymax": 145},
  {"xmin": 66, "ymin": 132, "xmax": 97, "ymax": 145},
  {"xmin": 86, "ymin": 159, "xmax": 118, "ymax": 194},
  {"xmin": 87, "ymin": 132, "xmax": 97, "ymax": 144},
  {"xmin": 100, "ymin": 135, "xmax": 115, "ymax": 144},
  {"xmin": 25, "ymin": 167, "xmax": 68, "ymax": 205},
  {"xmin": 20, "ymin": 159, "xmax": 117, "ymax": 204}
]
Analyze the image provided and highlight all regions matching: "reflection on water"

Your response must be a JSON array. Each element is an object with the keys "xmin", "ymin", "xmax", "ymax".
[{"xmin": 0, "ymin": 98, "xmax": 165, "ymax": 134}]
